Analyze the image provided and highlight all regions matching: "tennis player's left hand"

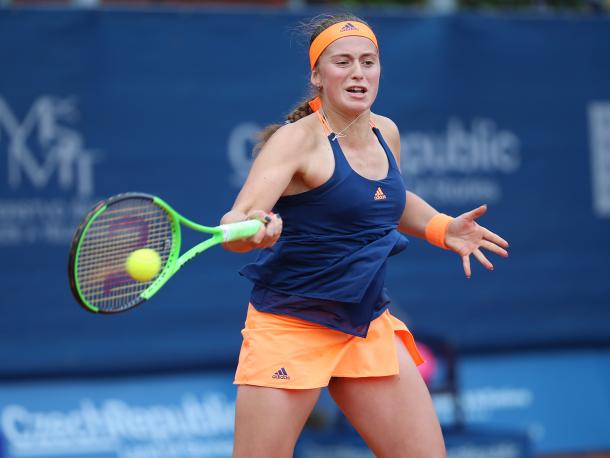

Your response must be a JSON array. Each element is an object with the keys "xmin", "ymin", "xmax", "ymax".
[
  {"xmin": 246, "ymin": 210, "xmax": 283, "ymax": 249},
  {"xmin": 444, "ymin": 205, "xmax": 509, "ymax": 278}
]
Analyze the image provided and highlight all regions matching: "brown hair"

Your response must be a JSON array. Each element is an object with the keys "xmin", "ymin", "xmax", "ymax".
[{"xmin": 252, "ymin": 13, "xmax": 371, "ymax": 157}]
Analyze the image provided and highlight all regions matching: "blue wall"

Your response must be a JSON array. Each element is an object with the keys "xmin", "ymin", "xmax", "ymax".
[{"xmin": 1, "ymin": 9, "xmax": 609, "ymax": 379}]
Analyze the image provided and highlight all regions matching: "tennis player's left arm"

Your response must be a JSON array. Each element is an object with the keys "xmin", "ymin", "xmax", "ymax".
[
  {"xmin": 376, "ymin": 114, "xmax": 509, "ymax": 277},
  {"xmin": 398, "ymin": 191, "xmax": 439, "ymax": 239}
]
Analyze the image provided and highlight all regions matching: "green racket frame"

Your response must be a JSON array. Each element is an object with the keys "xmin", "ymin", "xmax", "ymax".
[{"xmin": 68, "ymin": 193, "xmax": 262, "ymax": 314}]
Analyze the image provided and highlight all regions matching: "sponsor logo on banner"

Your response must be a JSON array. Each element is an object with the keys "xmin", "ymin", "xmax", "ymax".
[
  {"xmin": 588, "ymin": 101, "xmax": 610, "ymax": 218},
  {"xmin": 227, "ymin": 122, "xmax": 259, "ymax": 188},
  {"xmin": 401, "ymin": 118, "xmax": 522, "ymax": 206},
  {"xmin": 434, "ymin": 386, "xmax": 542, "ymax": 447},
  {"xmin": 0, "ymin": 96, "xmax": 102, "ymax": 245},
  {"xmin": 227, "ymin": 118, "xmax": 522, "ymax": 208},
  {"xmin": 301, "ymin": 442, "xmax": 525, "ymax": 458},
  {"xmin": 1, "ymin": 394, "xmax": 234, "ymax": 458},
  {"xmin": 446, "ymin": 443, "xmax": 526, "ymax": 458}
]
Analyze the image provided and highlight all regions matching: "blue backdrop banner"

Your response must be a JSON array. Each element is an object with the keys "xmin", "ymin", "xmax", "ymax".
[
  {"xmin": 2, "ymin": 349, "xmax": 609, "ymax": 456},
  {"xmin": 0, "ymin": 9, "xmax": 609, "ymax": 377},
  {"xmin": 0, "ymin": 372, "xmax": 235, "ymax": 458}
]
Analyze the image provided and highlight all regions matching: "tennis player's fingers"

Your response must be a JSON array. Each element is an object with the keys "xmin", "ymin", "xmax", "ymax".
[
  {"xmin": 460, "ymin": 204, "xmax": 487, "ymax": 222},
  {"xmin": 271, "ymin": 213, "xmax": 282, "ymax": 240},
  {"xmin": 260, "ymin": 213, "xmax": 282, "ymax": 247},
  {"xmin": 480, "ymin": 239, "xmax": 509, "ymax": 258},
  {"xmin": 246, "ymin": 210, "xmax": 271, "ymax": 244},
  {"xmin": 462, "ymin": 255, "xmax": 472, "ymax": 279},
  {"xmin": 473, "ymin": 248, "xmax": 493, "ymax": 271},
  {"xmin": 482, "ymin": 227, "xmax": 509, "ymax": 248},
  {"xmin": 247, "ymin": 211, "xmax": 282, "ymax": 247}
]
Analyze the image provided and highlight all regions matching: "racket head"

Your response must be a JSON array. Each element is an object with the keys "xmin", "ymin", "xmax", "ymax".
[{"xmin": 68, "ymin": 193, "xmax": 180, "ymax": 313}]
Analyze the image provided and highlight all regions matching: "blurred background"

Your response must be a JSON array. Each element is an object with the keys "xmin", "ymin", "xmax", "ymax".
[{"xmin": 1, "ymin": 0, "xmax": 609, "ymax": 457}]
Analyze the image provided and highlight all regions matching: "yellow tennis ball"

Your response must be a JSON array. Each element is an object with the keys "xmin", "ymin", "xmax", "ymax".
[{"xmin": 125, "ymin": 248, "xmax": 161, "ymax": 282}]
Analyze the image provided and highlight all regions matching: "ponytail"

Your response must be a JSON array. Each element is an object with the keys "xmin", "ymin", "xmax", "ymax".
[{"xmin": 252, "ymin": 97, "xmax": 316, "ymax": 157}]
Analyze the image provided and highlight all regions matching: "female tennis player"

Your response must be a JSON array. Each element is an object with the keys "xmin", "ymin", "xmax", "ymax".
[{"xmin": 221, "ymin": 13, "xmax": 508, "ymax": 458}]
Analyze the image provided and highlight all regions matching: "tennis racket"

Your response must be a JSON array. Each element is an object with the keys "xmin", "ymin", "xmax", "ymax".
[{"xmin": 68, "ymin": 192, "xmax": 261, "ymax": 314}]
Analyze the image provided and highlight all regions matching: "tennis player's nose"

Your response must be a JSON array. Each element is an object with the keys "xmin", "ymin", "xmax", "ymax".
[{"xmin": 351, "ymin": 62, "xmax": 365, "ymax": 79}]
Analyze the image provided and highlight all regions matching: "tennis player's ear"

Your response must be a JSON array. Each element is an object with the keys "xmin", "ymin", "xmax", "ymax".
[{"xmin": 310, "ymin": 70, "xmax": 321, "ymax": 89}]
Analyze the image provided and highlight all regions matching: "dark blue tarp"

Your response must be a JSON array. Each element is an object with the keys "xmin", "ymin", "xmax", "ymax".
[{"xmin": 1, "ymin": 8, "xmax": 609, "ymax": 377}]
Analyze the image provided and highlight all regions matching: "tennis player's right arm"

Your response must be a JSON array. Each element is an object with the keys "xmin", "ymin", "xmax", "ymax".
[{"xmin": 221, "ymin": 123, "xmax": 308, "ymax": 253}]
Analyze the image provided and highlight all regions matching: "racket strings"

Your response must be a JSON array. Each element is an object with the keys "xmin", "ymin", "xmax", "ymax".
[
  {"xmin": 76, "ymin": 198, "xmax": 173, "ymax": 312},
  {"xmin": 76, "ymin": 226, "xmax": 170, "ymax": 267},
  {"xmin": 78, "ymin": 218, "xmax": 170, "ymax": 309}
]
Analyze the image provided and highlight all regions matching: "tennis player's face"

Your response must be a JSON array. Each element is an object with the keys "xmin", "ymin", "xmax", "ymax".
[{"xmin": 314, "ymin": 36, "xmax": 380, "ymax": 114}]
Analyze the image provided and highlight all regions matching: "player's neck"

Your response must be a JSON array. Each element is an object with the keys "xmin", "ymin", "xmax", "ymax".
[{"xmin": 321, "ymin": 107, "xmax": 371, "ymax": 142}]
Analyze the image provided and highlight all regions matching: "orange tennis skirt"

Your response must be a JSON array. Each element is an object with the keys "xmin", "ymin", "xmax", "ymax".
[{"xmin": 234, "ymin": 304, "xmax": 424, "ymax": 389}]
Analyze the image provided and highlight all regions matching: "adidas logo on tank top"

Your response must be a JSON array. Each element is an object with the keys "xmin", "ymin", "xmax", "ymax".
[{"xmin": 374, "ymin": 186, "xmax": 387, "ymax": 200}]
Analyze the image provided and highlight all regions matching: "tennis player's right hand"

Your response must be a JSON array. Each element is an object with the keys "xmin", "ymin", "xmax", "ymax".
[{"xmin": 220, "ymin": 210, "xmax": 282, "ymax": 252}]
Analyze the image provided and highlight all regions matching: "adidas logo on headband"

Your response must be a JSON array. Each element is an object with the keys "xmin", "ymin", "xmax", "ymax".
[{"xmin": 339, "ymin": 23, "xmax": 359, "ymax": 32}]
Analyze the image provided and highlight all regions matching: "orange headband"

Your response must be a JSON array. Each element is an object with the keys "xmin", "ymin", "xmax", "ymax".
[{"xmin": 309, "ymin": 21, "xmax": 378, "ymax": 71}]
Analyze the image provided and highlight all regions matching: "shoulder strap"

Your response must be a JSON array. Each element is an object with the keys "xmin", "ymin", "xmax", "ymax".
[{"xmin": 315, "ymin": 110, "xmax": 333, "ymax": 135}]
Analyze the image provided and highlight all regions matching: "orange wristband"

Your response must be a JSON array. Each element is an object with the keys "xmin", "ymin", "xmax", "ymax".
[{"xmin": 425, "ymin": 213, "xmax": 454, "ymax": 249}]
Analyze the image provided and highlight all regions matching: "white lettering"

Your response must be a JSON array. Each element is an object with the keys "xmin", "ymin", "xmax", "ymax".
[
  {"xmin": 433, "ymin": 387, "xmax": 533, "ymax": 423},
  {"xmin": 0, "ymin": 96, "xmax": 100, "ymax": 197},
  {"xmin": 1, "ymin": 395, "xmax": 235, "ymax": 457},
  {"xmin": 448, "ymin": 443, "xmax": 523, "ymax": 458},
  {"xmin": 588, "ymin": 101, "xmax": 610, "ymax": 217},
  {"xmin": 402, "ymin": 118, "xmax": 521, "ymax": 176},
  {"xmin": 227, "ymin": 122, "xmax": 259, "ymax": 187},
  {"xmin": 0, "ymin": 96, "xmax": 104, "ymax": 245},
  {"xmin": 225, "ymin": 117, "xmax": 522, "ymax": 205},
  {"xmin": 401, "ymin": 118, "xmax": 522, "ymax": 205},
  {"xmin": 2, "ymin": 405, "xmax": 31, "ymax": 442}
]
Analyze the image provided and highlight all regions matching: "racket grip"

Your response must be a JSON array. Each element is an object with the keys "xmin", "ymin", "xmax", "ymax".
[{"xmin": 219, "ymin": 219, "xmax": 262, "ymax": 242}]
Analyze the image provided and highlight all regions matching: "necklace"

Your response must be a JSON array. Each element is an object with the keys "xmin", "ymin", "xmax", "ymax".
[{"xmin": 321, "ymin": 108, "xmax": 368, "ymax": 142}]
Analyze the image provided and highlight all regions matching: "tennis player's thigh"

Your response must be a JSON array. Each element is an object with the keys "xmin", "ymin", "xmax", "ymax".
[
  {"xmin": 233, "ymin": 385, "xmax": 321, "ymax": 458},
  {"xmin": 328, "ymin": 336, "xmax": 445, "ymax": 458}
]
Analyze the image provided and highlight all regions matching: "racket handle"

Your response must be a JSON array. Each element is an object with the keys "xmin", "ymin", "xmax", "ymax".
[{"xmin": 219, "ymin": 219, "xmax": 262, "ymax": 242}]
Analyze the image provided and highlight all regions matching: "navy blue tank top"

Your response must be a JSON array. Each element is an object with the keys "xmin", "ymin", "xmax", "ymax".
[{"xmin": 239, "ymin": 124, "xmax": 408, "ymax": 337}]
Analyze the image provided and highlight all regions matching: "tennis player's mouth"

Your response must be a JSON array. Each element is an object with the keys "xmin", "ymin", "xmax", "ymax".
[{"xmin": 346, "ymin": 86, "xmax": 367, "ymax": 94}]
